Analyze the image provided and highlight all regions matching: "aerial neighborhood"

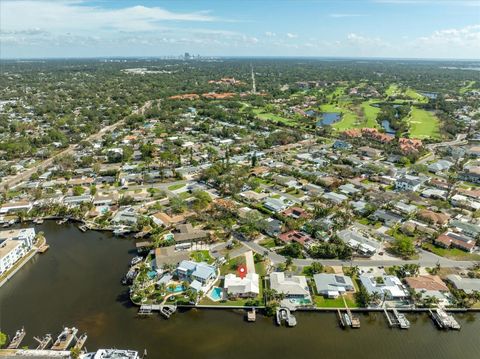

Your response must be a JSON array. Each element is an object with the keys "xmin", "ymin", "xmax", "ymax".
[{"xmin": 1, "ymin": 58, "xmax": 480, "ymax": 338}]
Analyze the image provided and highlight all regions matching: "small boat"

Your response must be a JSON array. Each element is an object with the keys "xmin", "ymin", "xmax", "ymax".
[
  {"xmin": 130, "ymin": 256, "xmax": 143, "ymax": 266},
  {"xmin": 51, "ymin": 327, "xmax": 78, "ymax": 351},
  {"xmin": 79, "ymin": 225, "xmax": 88, "ymax": 232},
  {"xmin": 7, "ymin": 328, "xmax": 26, "ymax": 349},
  {"xmin": 33, "ymin": 218, "xmax": 44, "ymax": 224},
  {"xmin": 113, "ymin": 227, "xmax": 130, "ymax": 236},
  {"xmin": 2, "ymin": 223, "xmax": 10, "ymax": 228},
  {"xmin": 56, "ymin": 218, "xmax": 68, "ymax": 225},
  {"xmin": 343, "ymin": 313, "xmax": 352, "ymax": 327}
]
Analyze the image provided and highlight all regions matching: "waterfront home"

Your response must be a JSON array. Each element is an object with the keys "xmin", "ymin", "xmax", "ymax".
[
  {"xmin": 269, "ymin": 272, "xmax": 311, "ymax": 300},
  {"xmin": 150, "ymin": 211, "xmax": 187, "ymax": 227},
  {"xmin": 434, "ymin": 232, "xmax": 476, "ymax": 252},
  {"xmin": 224, "ymin": 272, "xmax": 260, "ymax": 298},
  {"xmin": 0, "ymin": 228, "xmax": 35, "ymax": 275},
  {"xmin": 359, "ymin": 275, "xmax": 409, "ymax": 302},
  {"xmin": 446, "ymin": 275, "xmax": 480, "ymax": 294},
  {"xmin": 63, "ymin": 195, "xmax": 92, "ymax": 206},
  {"xmin": 404, "ymin": 275, "xmax": 451, "ymax": 306},
  {"xmin": 0, "ymin": 200, "xmax": 33, "ymax": 214},
  {"xmin": 173, "ymin": 223, "xmax": 208, "ymax": 243},
  {"xmin": 112, "ymin": 207, "xmax": 138, "ymax": 225},
  {"xmin": 337, "ymin": 229, "xmax": 379, "ymax": 256},
  {"xmin": 313, "ymin": 273, "xmax": 355, "ymax": 298},
  {"xmin": 154, "ymin": 246, "xmax": 190, "ymax": 268},
  {"xmin": 176, "ymin": 260, "xmax": 216, "ymax": 285}
]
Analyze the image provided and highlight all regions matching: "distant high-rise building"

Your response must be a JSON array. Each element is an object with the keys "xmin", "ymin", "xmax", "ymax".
[{"xmin": 184, "ymin": 52, "xmax": 191, "ymax": 60}]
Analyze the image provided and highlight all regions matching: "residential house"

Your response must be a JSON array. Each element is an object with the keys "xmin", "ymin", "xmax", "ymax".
[
  {"xmin": 435, "ymin": 232, "xmax": 476, "ymax": 252},
  {"xmin": 395, "ymin": 175, "xmax": 423, "ymax": 192},
  {"xmin": 278, "ymin": 230, "xmax": 313, "ymax": 246},
  {"xmin": 446, "ymin": 275, "xmax": 480, "ymax": 294},
  {"xmin": 359, "ymin": 275, "xmax": 409, "ymax": 301},
  {"xmin": 450, "ymin": 220, "xmax": 480, "ymax": 239},
  {"xmin": 263, "ymin": 197, "xmax": 290, "ymax": 213},
  {"xmin": 177, "ymin": 260, "xmax": 217, "ymax": 285},
  {"xmin": 173, "ymin": 223, "xmax": 208, "ymax": 243},
  {"xmin": 224, "ymin": 272, "xmax": 260, "ymax": 298},
  {"xmin": 0, "ymin": 201, "xmax": 33, "ymax": 214},
  {"xmin": 313, "ymin": 273, "xmax": 355, "ymax": 298},
  {"xmin": 405, "ymin": 275, "xmax": 450, "ymax": 306},
  {"xmin": 269, "ymin": 272, "xmax": 311, "ymax": 300},
  {"xmin": 337, "ymin": 229, "xmax": 379, "ymax": 256}
]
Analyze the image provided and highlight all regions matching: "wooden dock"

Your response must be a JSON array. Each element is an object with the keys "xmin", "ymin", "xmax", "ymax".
[
  {"xmin": 337, "ymin": 309, "xmax": 346, "ymax": 327},
  {"xmin": 7, "ymin": 328, "xmax": 26, "ymax": 349},
  {"xmin": 72, "ymin": 333, "xmax": 87, "ymax": 352},
  {"xmin": 51, "ymin": 327, "xmax": 78, "ymax": 351},
  {"xmin": 34, "ymin": 334, "xmax": 53, "ymax": 350},
  {"xmin": 343, "ymin": 296, "xmax": 360, "ymax": 328},
  {"xmin": 429, "ymin": 309, "xmax": 461, "ymax": 330},
  {"xmin": 138, "ymin": 304, "xmax": 177, "ymax": 319}
]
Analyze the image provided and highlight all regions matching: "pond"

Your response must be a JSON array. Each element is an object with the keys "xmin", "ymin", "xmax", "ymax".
[
  {"xmin": 382, "ymin": 120, "xmax": 396, "ymax": 135},
  {"xmin": 316, "ymin": 112, "xmax": 342, "ymax": 127}
]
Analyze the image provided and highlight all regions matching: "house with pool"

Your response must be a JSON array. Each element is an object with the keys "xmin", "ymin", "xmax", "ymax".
[
  {"xmin": 224, "ymin": 272, "xmax": 260, "ymax": 299},
  {"xmin": 176, "ymin": 260, "xmax": 218, "ymax": 293},
  {"xmin": 269, "ymin": 272, "xmax": 312, "ymax": 305}
]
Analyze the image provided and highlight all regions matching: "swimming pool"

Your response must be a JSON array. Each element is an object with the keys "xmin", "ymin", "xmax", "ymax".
[
  {"xmin": 209, "ymin": 287, "xmax": 223, "ymax": 301},
  {"xmin": 167, "ymin": 284, "xmax": 185, "ymax": 293},
  {"xmin": 147, "ymin": 271, "xmax": 157, "ymax": 280}
]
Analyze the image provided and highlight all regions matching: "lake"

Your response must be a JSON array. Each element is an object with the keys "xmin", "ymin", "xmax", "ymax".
[{"xmin": 1, "ymin": 221, "xmax": 480, "ymax": 359}]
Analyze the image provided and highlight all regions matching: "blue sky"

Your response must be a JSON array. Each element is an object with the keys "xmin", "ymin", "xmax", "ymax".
[{"xmin": 1, "ymin": 0, "xmax": 479, "ymax": 59}]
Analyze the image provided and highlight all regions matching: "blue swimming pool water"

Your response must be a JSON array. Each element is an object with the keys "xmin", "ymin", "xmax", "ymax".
[
  {"xmin": 147, "ymin": 271, "xmax": 157, "ymax": 279},
  {"xmin": 167, "ymin": 284, "xmax": 185, "ymax": 293},
  {"xmin": 209, "ymin": 287, "xmax": 223, "ymax": 301}
]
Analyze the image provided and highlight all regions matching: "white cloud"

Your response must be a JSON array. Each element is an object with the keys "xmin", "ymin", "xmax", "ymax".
[
  {"xmin": 414, "ymin": 24, "xmax": 480, "ymax": 46},
  {"xmin": 286, "ymin": 33, "xmax": 298, "ymax": 39},
  {"xmin": 346, "ymin": 33, "xmax": 390, "ymax": 47},
  {"xmin": 1, "ymin": 0, "xmax": 217, "ymax": 35}
]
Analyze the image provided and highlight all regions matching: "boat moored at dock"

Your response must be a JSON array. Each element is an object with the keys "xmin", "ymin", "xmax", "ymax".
[
  {"xmin": 51, "ymin": 327, "xmax": 78, "ymax": 351},
  {"xmin": 7, "ymin": 328, "xmax": 26, "ymax": 349}
]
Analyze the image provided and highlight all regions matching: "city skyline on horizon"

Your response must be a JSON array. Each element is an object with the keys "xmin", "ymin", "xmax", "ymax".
[{"xmin": 1, "ymin": 0, "xmax": 480, "ymax": 60}]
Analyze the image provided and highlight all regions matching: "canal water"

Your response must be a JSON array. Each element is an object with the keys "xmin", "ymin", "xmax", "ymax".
[{"xmin": 1, "ymin": 221, "xmax": 480, "ymax": 359}]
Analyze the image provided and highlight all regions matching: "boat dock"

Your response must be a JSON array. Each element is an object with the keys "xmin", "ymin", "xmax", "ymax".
[
  {"xmin": 276, "ymin": 307, "xmax": 297, "ymax": 327},
  {"xmin": 138, "ymin": 304, "xmax": 177, "ymax": 319},
  {"xmin": 7, "ymin": 328, "xmax": 26, "ymax": 349},
  {"xmin": 51, "ymin": 327, "xmax": 78, "ymax": 351},
  {"xmin": 34, "ymin": 334, "xmax": 52, "ymax": 350},
  {"xmin": 72, "ymin": 333, "xmax": 88, "ymax": 352},
  {"xmin": 337, "ymin": 309, "xmax": 346, "ymax": 327},
  {"xmin": 384, "ymin": 309, "xmax": 410, "ymax": 329},
  {"xmin": 429, "ymin": 309, "xmax": 461, "ymax": 330},
  {"xmin": 343, "ymin": 296, "xmax": 360, "ymax": 328}
]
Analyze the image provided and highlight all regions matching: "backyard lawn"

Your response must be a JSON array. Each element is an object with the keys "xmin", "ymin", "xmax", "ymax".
[
  {"xmin": 314, "ymin": 294, "xmax": 358, "ymax": 308},
  {"xmin": 190, "ymin": 250, "xmax": 215, "ymax": 264},
  {"xmin": 407, "ymin": 107, "xmax": 440, "ymax": 139}
]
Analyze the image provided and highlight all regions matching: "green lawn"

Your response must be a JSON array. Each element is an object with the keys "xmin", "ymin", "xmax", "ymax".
[
  {"xmin": 405, "ymin": 88, "xmax": 428, "ymax": 103},
  {"xmin": 422, "ymin": 243, "xmax": 480, "ymax": 261},
  {"xmin": 407, "ymin": 107, "xmax": 441, "ymax": 139},
  {"xmin": 190, "ymin": 250, "xmax": 215, "ymax": 264},
  {"xmin": 254, "ymin": 260, "xmax": 268, "ymax": 276},
  {"xmin": 385, "ymin": 84, "xmax": 400, "ymax": 97},
  {"xmin": 314, "ymin": 295, "xmax": 358, "ymax": 308},
  {"xmin": 168, "ymin": 183, "xmax": 185, "ymax": 191},
  {"xmin": 220, "ymin": 256, "xmax": 246, "ymax": 275},
  {"xmin": 360, "ymin": 100, "xmax": 381, "ymax": 128},
  {"xmin": 252, "ymin": 108, "xmax": 296, "ymax": 126},
  {"xmin": 259, "ymin": 237, "xmax": 276, "ymax": 248}
]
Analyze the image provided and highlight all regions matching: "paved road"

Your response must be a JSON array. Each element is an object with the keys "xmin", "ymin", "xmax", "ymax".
[
  {"xmin": 242, "ymin": 239, "xmax": 475, "ymax": 269},
  {"xmin": 1, "ymin": 101, "xmax": 153, "ymax": 192}
]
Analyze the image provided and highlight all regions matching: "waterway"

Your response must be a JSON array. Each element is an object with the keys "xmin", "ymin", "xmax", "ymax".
[{"xmin": 1, "ymin": 222, "xmax": 480, "ymax": 359}]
